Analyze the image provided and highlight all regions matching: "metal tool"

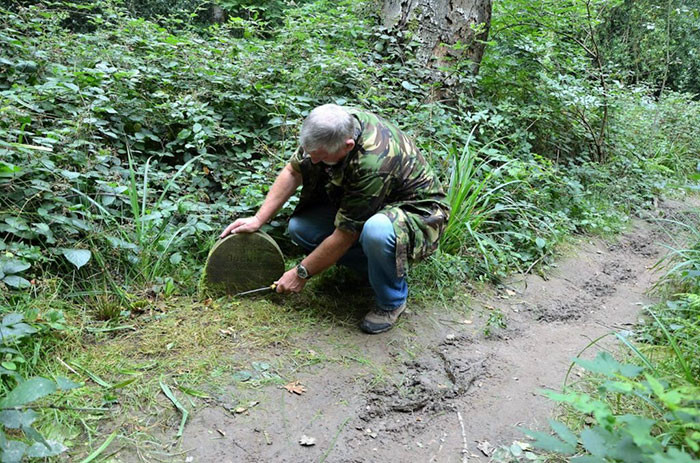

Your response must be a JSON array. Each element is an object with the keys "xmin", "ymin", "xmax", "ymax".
[{"xmin": 234, "ymin": 284, "xmax": 277, "ymax": 297}]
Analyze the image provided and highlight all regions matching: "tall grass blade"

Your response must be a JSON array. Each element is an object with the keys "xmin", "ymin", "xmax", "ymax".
[
  {"xmin": 160, "ymin": 379, "xmax": 188, "ymax": 438},
  {"xmin": 645, "ymin": 307, "xmax": 694, "ymax": 384},
  {"xmin": 79, "ymin": 430, "xmax": 118, "ymax": 463}
]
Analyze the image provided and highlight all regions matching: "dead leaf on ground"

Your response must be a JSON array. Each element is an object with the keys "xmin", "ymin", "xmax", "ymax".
[
  {"xmin": 284, "ymin": 380, "xmax": 306, "ymax": 395},
  {"xmin": 477, "ymin": 440, "xmax": 495, "ymax": 457},
  {"xmin": 299, "ymin": 435, "xmax": 316, "ymax": 446}
]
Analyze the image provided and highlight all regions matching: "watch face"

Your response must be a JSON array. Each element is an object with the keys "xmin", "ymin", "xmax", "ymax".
[{"xmin": 296, "ymin": 264, "xmax": 309, "ymax": 279}]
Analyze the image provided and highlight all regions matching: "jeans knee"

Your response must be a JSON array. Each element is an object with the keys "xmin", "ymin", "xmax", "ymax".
[
  {"xmin": 361, "ymin": 214, "xmax": 395, "ymax": 254},
  {"xmin": 287, "ymin": 216, "xmax": 303, "ymax": 242}
]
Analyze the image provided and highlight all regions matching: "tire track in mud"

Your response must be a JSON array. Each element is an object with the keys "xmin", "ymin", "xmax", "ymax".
[{"xmin": 152, "ymin": 199, "xmax": 698, "ymax": 463}]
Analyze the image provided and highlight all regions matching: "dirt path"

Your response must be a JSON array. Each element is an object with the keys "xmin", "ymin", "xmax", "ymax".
[{"xmin": 151, "ymin": 199, "xmax": 696, "ymax": 463}]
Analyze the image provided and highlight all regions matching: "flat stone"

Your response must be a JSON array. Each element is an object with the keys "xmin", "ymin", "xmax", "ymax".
[{"xmin": 204, "ymin": 231, "xmax": 285, "ymax": 295}]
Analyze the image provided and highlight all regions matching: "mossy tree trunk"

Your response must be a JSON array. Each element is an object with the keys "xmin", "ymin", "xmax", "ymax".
[{"xmin": 382, "ymin": 0, "xmax": 492, "ymax": 94}]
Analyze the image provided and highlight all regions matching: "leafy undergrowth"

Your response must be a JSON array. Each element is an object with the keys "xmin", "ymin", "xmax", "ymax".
[{"xmin": 2, "ymin": 0, "xmax": 700, "ymax": 460}]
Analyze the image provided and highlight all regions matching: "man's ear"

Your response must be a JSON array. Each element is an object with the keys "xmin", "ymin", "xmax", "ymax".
[{"xmin": 345, "ymin": 139, "xmax": 355, "ymax": 152}]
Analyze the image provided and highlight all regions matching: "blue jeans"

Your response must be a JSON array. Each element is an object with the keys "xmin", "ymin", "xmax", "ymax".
[{"xmin": 288, "ymin": 205, "xmax": 408, "ymax": 310}]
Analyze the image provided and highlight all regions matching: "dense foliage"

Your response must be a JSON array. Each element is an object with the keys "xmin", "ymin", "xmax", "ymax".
[{"xmin": 0, "ymin": 0, "xmax": 699, "ymax": 460}]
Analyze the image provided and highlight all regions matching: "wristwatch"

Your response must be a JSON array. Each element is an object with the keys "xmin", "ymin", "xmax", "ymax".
[{"xmin": 296, "ymin": 263, "xmax": 311, "ymax": 279}]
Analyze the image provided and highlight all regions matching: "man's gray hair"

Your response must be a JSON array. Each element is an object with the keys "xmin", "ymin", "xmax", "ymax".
[{"xmin": 300, "ymin": 104, "xmax": 355, "ymax": 154}]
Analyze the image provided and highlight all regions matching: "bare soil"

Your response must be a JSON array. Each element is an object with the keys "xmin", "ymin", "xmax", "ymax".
[{"xmin": 115, "ymin": 198, "xmax": 699, "ymax": 463}]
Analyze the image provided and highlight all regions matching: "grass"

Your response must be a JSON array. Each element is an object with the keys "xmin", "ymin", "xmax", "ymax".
[{"xmin": 2, "ymin": 265, "xmax": 418, "ymax": 458}]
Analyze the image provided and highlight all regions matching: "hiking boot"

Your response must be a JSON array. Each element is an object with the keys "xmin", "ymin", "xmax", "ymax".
[{"xmin": 360, "ymin": 303, "xmax": 406, "ymax": 334}]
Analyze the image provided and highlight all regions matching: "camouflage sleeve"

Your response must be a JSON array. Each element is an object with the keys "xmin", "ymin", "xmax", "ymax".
[
  {"xmin": 334, "ymin": 173, "xmax": 391, "ymax": 233},
  {"xmin": 289, "ymin": 146, "xmax": 304, "ymax": 174}
]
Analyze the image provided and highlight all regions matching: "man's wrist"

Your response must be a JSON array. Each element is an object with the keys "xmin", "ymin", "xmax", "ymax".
[{"xmin": 296, "ymin": 263, "xmax": 312, "ymax": 279}]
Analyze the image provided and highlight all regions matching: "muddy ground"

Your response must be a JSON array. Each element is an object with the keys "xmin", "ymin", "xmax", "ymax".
[{"xmin": 114, "ymin": 199, "xmax": 698, "ymax": 463}]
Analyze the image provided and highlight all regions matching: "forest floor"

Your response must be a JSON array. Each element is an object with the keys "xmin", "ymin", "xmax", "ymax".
[{"xmin": 79, "ymin": 197, "xmax": 699, "ymax": 463}]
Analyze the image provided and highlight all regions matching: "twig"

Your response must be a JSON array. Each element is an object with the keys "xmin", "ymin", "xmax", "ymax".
[
  {"xmin": 0, "ymin": 405, "xmax": 109, "ymax": 412},
  {"xmin": 56, "ymin": 356, "xmax": 80, "ymax": 376},
  {"xmin": 457, "ymin": 410, "xmax": 469, "ymax": 463},
  {"xmin": 429, "ymin": 432, "xmax": 447, "ymax": 462}
]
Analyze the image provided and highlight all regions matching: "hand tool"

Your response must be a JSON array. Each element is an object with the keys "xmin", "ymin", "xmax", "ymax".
[{"xmin": 234, "ymin": 284, "xmax": 277, "ymax": 297}]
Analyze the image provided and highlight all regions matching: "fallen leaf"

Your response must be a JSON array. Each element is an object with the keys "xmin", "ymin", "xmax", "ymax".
[
  {"xmin": 299, "ymin": 435, "xmax": 316, "ymax": 446},
  {"xmin": 234, "ymin": 407, "xmax": 247, "ymax": 414},
  {"xmin": 232, "ymin": 371, "xmax": 252, "ymax": 382},
  {"xmin": 216, "ymin": 428, "xmax": 226, "ymax": 436},
  {"xmin": 284, "ymin": 380, "xmax": 306, "ymax": 395},
  {"xmin": 505, "ymin": 289, "xmax": 516, "ymax": 296},
  {"xmin": 477, "ymin": 440, "xmax": 495, "ymax": 457},
  {"xmin": 203, "ymin": 166, "xmax": 210, "ymax": 175}
]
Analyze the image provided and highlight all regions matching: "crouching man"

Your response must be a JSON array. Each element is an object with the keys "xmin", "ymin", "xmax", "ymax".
[{"xmin": 220, "ymin": 104, "xmax": 449, "ymax": 334}]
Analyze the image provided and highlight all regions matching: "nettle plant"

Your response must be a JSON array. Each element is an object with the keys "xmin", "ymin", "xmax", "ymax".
[{"xmin": 502, "ymin": 351, "xmax": 699, "ymax": 463}]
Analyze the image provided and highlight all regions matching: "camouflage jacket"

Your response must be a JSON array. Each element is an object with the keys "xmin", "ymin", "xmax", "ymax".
[{"xmin": 289, "ymin": 108, "xmax": 449, "ymax": 277}]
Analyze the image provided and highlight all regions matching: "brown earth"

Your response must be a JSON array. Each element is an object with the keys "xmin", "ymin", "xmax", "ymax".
[{"xmin": 113, "ymin": 198, "xmax": 699, "ymax": 463}]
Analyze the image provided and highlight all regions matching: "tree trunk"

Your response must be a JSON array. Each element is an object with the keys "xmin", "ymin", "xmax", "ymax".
[{"xmin": 381, "ymin": 0, "xmax": 492, "ymax": 77}]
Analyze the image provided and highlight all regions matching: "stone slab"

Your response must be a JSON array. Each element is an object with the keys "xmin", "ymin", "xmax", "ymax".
[{"xmin": 204, "ymin": 231, "xmax": 285, "ymax": 295}]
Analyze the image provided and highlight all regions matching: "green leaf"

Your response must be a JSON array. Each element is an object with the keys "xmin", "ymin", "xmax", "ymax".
[
  {"xmin": 617, "ymin": 415, "xmax": 657, "ymax": 450},
  {"xmin": 0, "ymin": 439, "xmax": 27, "ymax": 463},
  {"xmin": 1, "ymin": 260, "xmax": 29, "ymax": 275},
  {"xmin": 63, "ymin": 82, "xmax": 80, "ymax": 92},
  {"xmin": 193, "ymin": 123, "xmax": 202, "ymax": 133},
  {"xmin": 571, "ymin": 456, "xmax": 607, "ymax": 463},
  {"xmin": 581, "ymin": 428, "xmax": 608, "ymax": 457},
  {"xmin": 169, "ymin": 253, "xmax": 182, "ymax": 265},
  {"xmin": 110, "ymin": 377, "xmax": 138, "ymax": 389},
  {"xmin": 0, "ymin": 377, "xmax": 56, "ymax": 408},
  {"xmin": 21, "ymin": 425, "xmax": 49, "ymax": 448},
  {"xmin": 1, "ymin": 314, "xmax": 23, "ymax": 326},
  {"xmin": 535, "ymin": 237, "xmax": 546, "ymax": 249},
  {"xmin": 62, "ymin": 249, "xmax": 91, "ymax": 269},
  {"xmin": 0, "ymin": 314, "xmax": 37, "ymax": 343},
  {"xmin": 56, "ymin": 377, "xmax": 82, "ymax": 390},
  {"xmin": 0, "ymin": 410, "xmax": 38, "ymax": 429},
  {"xmin": 160, "ymin": 380, "xmax": 188, "ymax": 437},
  {"xmin": 232, "ymin": 371, "xmax": 252, "ymax": 382},
  {"xmin": 401, "ymin": 81, "xmax": 418, "ymax": 92},
  {"xmin": 520, "ymin": 428, "xmax": 575, "ymax": 454},
  {"xmin": 252, "ymin": 361, "xmax": 270, "ymax": 372},
  {"xmin": 650, "ymin": 448, "xmax": 696, "ymax": 463},
  {"xmin": 575, "ymin": 352, "xmax": 642, "ymax": 378},
  {"xmin": 0, "ymin": 162, "xmax": 22, "ymax": 178},
  {"xmin": 69, "ymin": 362, "xmax": 112, "ymax": 388},
  {"xmin": 549, "ymin": 420, "xmax": 578, "ymax": 447},
  {"xmin": 3, "ymin": 275, "xmax": 31, "ymax": 289},
  {"xmin": 178, "ymin": 385, "xmax": 210, "ymax": 398},
  {"xmin": 78, "ymin": 430, "xmax": 117, "ymax": 463},
  {"xmin": 25, "ymin": 440, "xmax": 66, "ymax": 458},
  {"xmin": 177, "ymin": 129, "xmax": 192, "ymax": 140},
  {"xmin": 59, "ymin": 170, "xmax": 81, "ymax": 180}
]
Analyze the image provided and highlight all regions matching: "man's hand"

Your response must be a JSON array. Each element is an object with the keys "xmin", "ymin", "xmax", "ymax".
[
  {"xmin": 219, "ymin": 216, "xmax": 263, "ymax": 238},
  {"xmin": 274, "ymin": 268, "xmax": 307, "ymax": 294}
]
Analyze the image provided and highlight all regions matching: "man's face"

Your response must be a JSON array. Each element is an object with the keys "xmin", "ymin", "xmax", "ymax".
[{"xmin": 306, "ymin": 142, "xmax": 353, "ymax": 166}]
